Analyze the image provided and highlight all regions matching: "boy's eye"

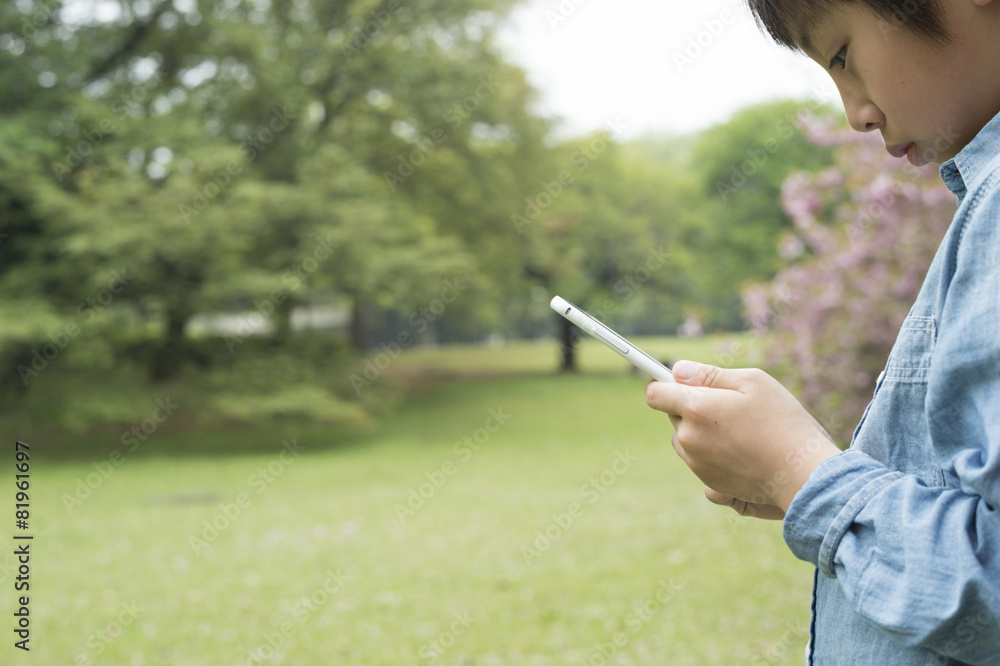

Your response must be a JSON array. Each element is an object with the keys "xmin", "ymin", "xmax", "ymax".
[{"xmin": 829, "ymin": 46, "xmax": 847, "ymax": 70}]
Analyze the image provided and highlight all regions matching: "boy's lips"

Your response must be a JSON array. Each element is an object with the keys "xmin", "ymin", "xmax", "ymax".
[
  {"xmin": 886, "ymin": 142, "xmax": 922, "ymax": 166},
  {"xmin": 885, "ymin": 142, "xmax": 914, "ymax": 158}
]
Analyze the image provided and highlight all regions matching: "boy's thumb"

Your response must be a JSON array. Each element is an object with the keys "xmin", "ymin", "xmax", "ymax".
[{"xmin": 671, "ymin": 360, "xmax": 730, "ymax": 388}]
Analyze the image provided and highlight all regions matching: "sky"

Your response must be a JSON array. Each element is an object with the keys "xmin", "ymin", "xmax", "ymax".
[{"xmin": 496, "ymin": 0, "xmax": 843, "ymax": 140}]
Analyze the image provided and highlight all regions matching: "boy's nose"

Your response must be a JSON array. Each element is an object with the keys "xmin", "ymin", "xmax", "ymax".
[{"xmin": 842, "ymin": 92, "xmax": 884, "ymax": 133}]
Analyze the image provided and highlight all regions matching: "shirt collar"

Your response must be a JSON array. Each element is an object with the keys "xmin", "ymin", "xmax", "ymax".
[{"xmin": 940, "ymin": 108, "xmax": 1000, "ymax": 201}]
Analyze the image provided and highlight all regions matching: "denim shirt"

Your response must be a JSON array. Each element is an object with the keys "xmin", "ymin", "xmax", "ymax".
[{"xmin": 783, "ymin": 109, "xmax": 1000, "ymax": 665}]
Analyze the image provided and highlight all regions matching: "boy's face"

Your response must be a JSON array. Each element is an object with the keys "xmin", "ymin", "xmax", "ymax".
[{"xmin": 798, "ymin": 1, "xmax": 1000, "ymax": 166}]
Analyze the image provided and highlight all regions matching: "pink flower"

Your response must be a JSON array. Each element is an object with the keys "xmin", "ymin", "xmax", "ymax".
[{"xmin": 743, "ymin": 113, "xmax": 952, "ymax": 443}]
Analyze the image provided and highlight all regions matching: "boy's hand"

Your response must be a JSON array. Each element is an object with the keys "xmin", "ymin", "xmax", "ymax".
[
  {"xmin": 645, "ymin": 360, "xmax": 841, "ymax": 514},
  {"xmin": 704, "ymin": 487, "xmax": 785, "ymax": 520}
]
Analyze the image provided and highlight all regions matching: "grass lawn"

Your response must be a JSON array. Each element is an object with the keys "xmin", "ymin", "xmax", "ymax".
[{"xmin": 4, "ymin": 335, "xmax": 813, "ymax": 665}]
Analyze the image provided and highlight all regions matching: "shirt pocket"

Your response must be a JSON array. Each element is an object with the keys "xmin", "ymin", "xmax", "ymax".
[
  {"xmin": 850, "ymin": 314, "xmax": 944, "ymax": 485},
  {"xmin": 882, "ymin": 315, "xmax": 937, "ymax": 384}
]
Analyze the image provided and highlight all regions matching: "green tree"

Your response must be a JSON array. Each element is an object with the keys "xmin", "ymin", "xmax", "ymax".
[
  {"xmin": 1, "ymin": 0, "xmax": 550, "ymax": 371},
  {"xmin": 516, "ymin": 133, "xmax": 702, "ymax": 371},
  {"xmin": 0, "ymin": 0, "xmax": 557, "ymax": 435},
  {"xmin": 689, "ymin": 99, "xmax": 836, "ymax": 329}
]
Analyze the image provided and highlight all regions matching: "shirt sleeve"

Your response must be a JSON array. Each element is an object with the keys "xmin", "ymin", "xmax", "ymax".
[{"xmin": 782, "ymin": 176, "xmax": 1000, "ymax": 664}]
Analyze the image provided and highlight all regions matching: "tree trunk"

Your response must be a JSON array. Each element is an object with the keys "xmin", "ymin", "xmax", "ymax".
[
  {"xmin": 273, "ymin": 294, "xmax": 296, "ymax": 344},
  {"xmin": 558, "ymin": 315, "xmax": 576, "ymax": 373},
  {"xmin": 349, "ymin": 294, "xmax": 366, "ymax": 350},
  {"xmin": 151, "ymin": 306, "xmax": 190, "ymax": 382}
]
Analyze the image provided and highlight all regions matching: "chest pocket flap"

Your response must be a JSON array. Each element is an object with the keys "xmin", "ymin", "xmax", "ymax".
[{"xmin": 883, "ymin": 315, "xmax": 936, "ymax": 383}]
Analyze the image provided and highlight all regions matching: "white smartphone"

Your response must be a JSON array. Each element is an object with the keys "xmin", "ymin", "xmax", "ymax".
[{"xmin": 550, "ymin": 296, "xmax": 675, "ymax": 383}]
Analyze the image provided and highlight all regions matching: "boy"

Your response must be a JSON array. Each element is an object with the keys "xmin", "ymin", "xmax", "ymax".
[{"xmin": 645, "ymin": 1, "xmax": 1000, "ymax": 663}]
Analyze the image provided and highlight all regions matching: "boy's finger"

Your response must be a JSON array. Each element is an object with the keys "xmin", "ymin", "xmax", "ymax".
[
  {"xmin": 672, "ymin": 359, "xmax": 747, "ymax": 391},
  {"xmin": 644, "ymin": 379, "xmax": 689, "ymax": 416},
  {"xmin": 705, "ymin": 487, "xmax": 786, "ymax": 520},
  {"xmin": 671, "ymin": 432, "xmax": 689, "ymax": 465},
  {"xmin": 704, "ymin": 487, "xmax": 736, "ymax": 506}
]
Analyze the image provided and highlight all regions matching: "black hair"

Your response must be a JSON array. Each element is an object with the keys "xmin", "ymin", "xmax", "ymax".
[{"xmin": 744, "ymin": 0, "xmax": 950, "ymax": 51}]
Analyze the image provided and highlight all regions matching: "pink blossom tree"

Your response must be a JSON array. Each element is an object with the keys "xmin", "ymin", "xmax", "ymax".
[{"xmin": 743, "ymin": 115, "xmax": 956, "ymax": 444}]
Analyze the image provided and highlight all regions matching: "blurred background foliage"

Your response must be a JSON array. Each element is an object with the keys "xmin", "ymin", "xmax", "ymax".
[{"xmin": 1, "ymin": 0, "xmax": 950, "ymax": 443}]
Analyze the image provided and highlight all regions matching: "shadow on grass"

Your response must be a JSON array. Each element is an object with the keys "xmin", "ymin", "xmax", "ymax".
[
  {"xmin": 9, "ymin": 332, "xmax": 733, "ymax": 463},
  {"xmin": 11, "ymin": 419, "xmax": 373, "ymax": 463},
  {"xmin": 12, "ymin": 367, "xmax": 640, "ymax": 463}
]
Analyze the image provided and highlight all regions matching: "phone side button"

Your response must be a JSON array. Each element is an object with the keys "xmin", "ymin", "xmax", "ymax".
[{"xmin": 592, "ymin": 328, "xmax": 628, "ymax": 354}]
